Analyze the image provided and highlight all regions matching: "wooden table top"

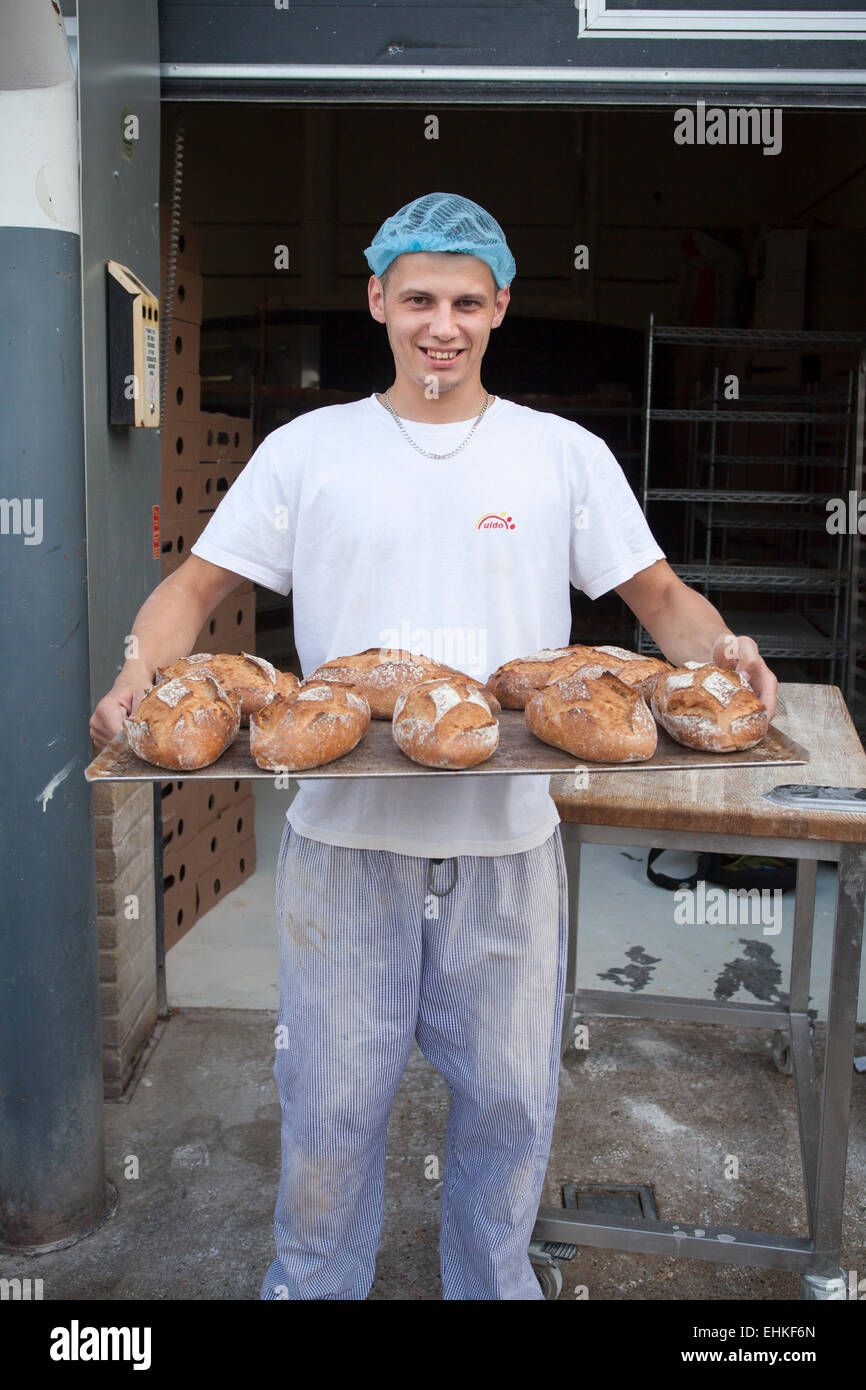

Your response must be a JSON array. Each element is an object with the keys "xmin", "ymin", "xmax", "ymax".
[{"xmin": 551, "ymin": 684, "xmax": 866, "ymax": 845}]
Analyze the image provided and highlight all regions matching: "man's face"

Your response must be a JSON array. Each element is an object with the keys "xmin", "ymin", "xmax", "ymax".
[{"xmin": 368, "ymin": 252, "xmax": 510, "ymax": 394}]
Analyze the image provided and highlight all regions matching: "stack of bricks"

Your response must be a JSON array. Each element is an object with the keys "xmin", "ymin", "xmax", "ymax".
[
  {"xmin": 94, "ymin": 781, "xmax": 158, "ymax": 1099},
  {"xmin": 159, "ymin": 208, "xmax": 258, "ymax": 942}
]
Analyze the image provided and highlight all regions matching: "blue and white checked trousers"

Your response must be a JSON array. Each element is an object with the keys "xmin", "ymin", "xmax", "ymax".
[{"xmin": 260, "ymin": 819, "xmax": 568, "ymax": 1300}]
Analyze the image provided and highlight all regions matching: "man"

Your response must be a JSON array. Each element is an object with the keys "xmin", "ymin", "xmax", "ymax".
[{"xmin": 90, "ymin": 192, "xmax": 777, "ymax": 1300}]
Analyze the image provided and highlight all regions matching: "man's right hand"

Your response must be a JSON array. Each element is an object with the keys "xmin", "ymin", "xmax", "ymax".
[{"xmin": 89, "ymin": 664, "xmax": 153, "ymax": 750}]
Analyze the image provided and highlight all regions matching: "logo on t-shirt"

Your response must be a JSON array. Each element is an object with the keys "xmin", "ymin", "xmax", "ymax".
[{"xmin": 475, "ymin": 512, "xmax": 516, "ymax": 530}]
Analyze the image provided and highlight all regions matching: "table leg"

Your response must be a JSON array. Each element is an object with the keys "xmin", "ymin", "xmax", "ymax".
[
  {"xmin": 800, "ymin": 841, "xmax": 866, "ymax": 1299},
  {"xmin": 789, "ymin": 858, "xmax": 817, "ymax": 1015}
]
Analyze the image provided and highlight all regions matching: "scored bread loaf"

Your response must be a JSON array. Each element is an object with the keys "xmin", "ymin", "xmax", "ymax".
[
  {"xmin": 570, "ymin": 645, "xmax": 674, "ymax": 699},
  {"xmin": 275, "ymin": 668, "xmax": 301, "ymax": 698},
  {"xmin": 249, "ymin": 681, "xmax": 371, "ymax": 771},
  {"xmin": 525, "ymin": 669, "xmax": 657, "ymax": 763},
  {"xmin": 154, "ymin": 651, "xmax": 291, "ymax": 725},
  {"xmin": 486, "ymin": 646, "xmax": 604, "ymax": 709},
  {"xmin": 124, "ymin": 673, "xmax": 241, "ymax": 770},
  {"xmin": 306, "ymin": 647, "xmax": 500, "ymax": 719},
  {"xmin": 651, "ymin": 662, "xmax": 769, "ymax": 751},
  {"xmin": 392, "ymin": 676, "xmax": 499, "ymax": 770}
]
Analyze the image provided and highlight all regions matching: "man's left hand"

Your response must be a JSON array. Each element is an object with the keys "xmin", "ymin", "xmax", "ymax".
[{"xmin": 711, "ymin": 633, "xmax": 778, "ymax": 721}]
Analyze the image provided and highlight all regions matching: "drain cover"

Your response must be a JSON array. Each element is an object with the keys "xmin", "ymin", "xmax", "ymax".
[{"xmin": 562, "ymin": 1183, "xmax": 658, "ymax": 1219}]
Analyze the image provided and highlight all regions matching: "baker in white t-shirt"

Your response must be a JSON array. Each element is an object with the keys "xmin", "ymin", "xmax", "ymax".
[
  {"xmin": 189, "ymin": 384, "xmax": 668, "ymax": 857},
  {"xmin": 90, "ymin": 193, "xmax": 777, "ymax": 1301}
]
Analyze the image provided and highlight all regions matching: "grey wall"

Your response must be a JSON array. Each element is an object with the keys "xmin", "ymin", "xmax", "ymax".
[
  {"xmin": 158, "ymin": 0, "xmax": 866, "ymax": 105},
  {"xmin": 77, "ymin": 0, "xmax": 162, "ymax": 704}
]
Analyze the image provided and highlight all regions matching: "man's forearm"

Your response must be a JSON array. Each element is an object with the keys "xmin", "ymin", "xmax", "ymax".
[
  {"xmin": 116, "ymin": 570, "xmax": 211, "ymax": 686},
  {"xmin": 640, "ymin": 576, "xmax": 734, "ymax": 668}
]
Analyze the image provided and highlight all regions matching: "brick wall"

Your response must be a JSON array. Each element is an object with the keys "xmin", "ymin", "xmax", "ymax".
[{"xmin": 93, "ymin": 781, "xmax": 159, "ymax": 1099}]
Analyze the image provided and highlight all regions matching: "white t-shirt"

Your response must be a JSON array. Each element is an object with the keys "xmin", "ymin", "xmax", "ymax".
[{"xmin": 190, "ymin": 393, "xmax": 665, "ymax": 857}]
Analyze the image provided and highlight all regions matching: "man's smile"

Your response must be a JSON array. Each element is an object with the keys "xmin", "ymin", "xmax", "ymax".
[{"xmin": 418, "ymin": 346, "xmax": 465, "ymax": 362}]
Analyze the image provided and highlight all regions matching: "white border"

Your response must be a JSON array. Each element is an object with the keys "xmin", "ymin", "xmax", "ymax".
[{"xmin": 578, "ymin": 0, "xmax": 866, "ymax": 41}]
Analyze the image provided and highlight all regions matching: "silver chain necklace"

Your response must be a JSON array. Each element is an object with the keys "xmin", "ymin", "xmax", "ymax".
[{"xmin": 381, "ymin": 387, "xmax": 491, "ymax": 460}]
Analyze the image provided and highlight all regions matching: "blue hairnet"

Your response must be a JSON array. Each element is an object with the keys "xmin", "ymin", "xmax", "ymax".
[{"xmin": 364, "ymin": 192, "xmax": 516, "ymax": 288}]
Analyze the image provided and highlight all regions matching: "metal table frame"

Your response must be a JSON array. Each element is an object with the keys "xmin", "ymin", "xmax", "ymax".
[{"xmin": 533, "ymin": 818, "xmax": 866, "ymax": 1300}]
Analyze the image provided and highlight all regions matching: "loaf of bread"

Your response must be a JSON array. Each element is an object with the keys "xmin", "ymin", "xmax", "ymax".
[
  {"xmin": 275, "ymin": 668, "xmax": 301, "ymax": 698},
  {"xmin": 525, "ymin": 669, "xmax": 657, "ymax": 763},
  {"xmin": 249, "ymin": 681, "xmax": 371, "ymax": 771},
  {"xmin": 124, "ymin": 674, "xmax": 241, "ymax": 770},
  {"xmin": 569, "ymin": 645, "xmax": 674, "ymax": 699},
  {"xmin": 651, "ymin": 662, "xmax": 769, "ymax": 751},
  {"xmin": 306, "ymin": 647, "xmax": 500, "ymax": 719},
  {"xmin": 486, "ymin": 646, "xmax": 604, "ymax": 709},
  {"xmin": 155, "ymin": 651, "xmax": 289, "ymax": 724},
  {"xmin": 392, "ymin": 676, "xmax": 499, "ymax": 769}
]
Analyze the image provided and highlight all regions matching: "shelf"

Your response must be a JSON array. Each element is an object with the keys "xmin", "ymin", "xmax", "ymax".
[
  {"xmin": 673, "ymin": 564, "xmax": 846, "ymax": 593},
  {"xmin": 694, "ymin": 452, "xmax": 848, "ymax": 469},
  {"xmin": 650, "ymin": 408, "xmax": 848, "ymax": 424},
  {"xmin": 647, "ymin": 489, "xmax": 817, "ymax": 505},
  {"xmin": 640, "ymin": 610, "xmax": 846, "ymax": 660},
  {"xmin": 690, "ymin": 504, "xmax": 831, "ymax": 531},
  {"xmin": 651, "ymin": 327, "xmax": 866, "ymax": 347},
  {"xmin": 694, "ymin": 388, "xmax": 849, "ymax": 406}
]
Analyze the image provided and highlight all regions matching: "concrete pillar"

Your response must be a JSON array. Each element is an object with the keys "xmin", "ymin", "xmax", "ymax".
[{"xmin": 0, "ymin": 0, "xmax": 112, "ymax": 1247}]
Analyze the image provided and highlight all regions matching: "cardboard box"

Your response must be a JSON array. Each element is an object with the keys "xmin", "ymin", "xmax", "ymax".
[
  {"xmin": 162, "ymin": 469, "xmax": 205, "ymax": 516},
  {"xmin": 161, "ymin": 465, "xmax": 242, "ymax": 515},
  {"xmin": 217, "ymin": 794, "xmax": 255, "ymax": 850},
  {"xmin": 161, "ymin": 420, "xmax": 201, "ymax": 469},
  {"xmin": 164, "ymin": 321, "xmax": 200, "ymax": 382},
  {"xmin": 163, "ymin": 876, "xmax": 198, "ymax": 951},
  {"xmin": 163, "ymin": 841, "xmax": 194, "ymax": 894},
  {"xmin": 212, "ymin": 778, "xmax": 252, "ymax": 816},
  {"xmin": 219, "ymin": 835, "xmax": 257, "ymax": 896},
  {"xmin": 197, "ymin": 592, "xmax": 256, "ymax": 648},
  {"xmin": 164, "ymin": 465, "xmax": 243, "ymax": 515},
  {"xmin": 195, "ymin": 861, "xmax": 231, "ymax": 919},
  {"xmin": 160, "ymin": 778, "xmax": 221, "ymax": 826},
  {"xmin": 163, "ymin": 371, "xmax": 201, "ymax": 423},
  {"xmin": 201, "ymin": 412, "xmax": 253, "ymax": 464},
  {"xmin": 161, "ymin": 807, "xmax": 198, "ymax": 856},
  {"xmin": 169, "ymin": 268, "xmax": 203, "ymax": 326},
  {"xmin": 160, "ymin": 512, "xmax": 207, "ymax": 576},
  {"xmin": 187, "ymin": 821, "xmax": 223, "ymax": 878},
  {"xmin": 200, "ymin": 463, "xmax": 244, "ymax": 508},
  {"xmin": 159, "ymin": 209, "xmax": 201, "ymax": 270}
]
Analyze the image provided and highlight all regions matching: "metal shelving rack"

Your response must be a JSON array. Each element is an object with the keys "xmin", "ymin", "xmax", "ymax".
[{"xmin": 637, "ymin": 320, "xmax": 866, "ymax": 723}]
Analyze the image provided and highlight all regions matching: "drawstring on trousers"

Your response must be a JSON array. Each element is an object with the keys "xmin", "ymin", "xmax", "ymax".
[{"xmin": 426, "ymin": 856, "xmax": 458, "ymax": 897}]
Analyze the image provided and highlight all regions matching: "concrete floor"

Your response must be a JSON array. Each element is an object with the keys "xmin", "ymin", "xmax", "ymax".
[
  {"xmin": 4, "ymin": 780, "xmax": 864, "ymax": 1300},
  {"xmin": 3, "ymin": 1010, "xmax": 864, "ymax": 1299},
  {"xmin": 169, "ymin": 781, "xmax": 866, "ymax": 1022}
]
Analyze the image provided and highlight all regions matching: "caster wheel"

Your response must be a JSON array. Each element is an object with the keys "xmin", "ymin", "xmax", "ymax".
[
  {"xmin": 531, "ymin": 1257, "xmax": 563, "ymax": 1300},
  {"xmin": 772, "ymin": 1029, "xmax": 793, "ymax": 1075}
]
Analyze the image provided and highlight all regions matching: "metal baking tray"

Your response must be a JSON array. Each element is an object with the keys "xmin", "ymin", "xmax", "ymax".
[{"xmin": 85, "ymin": 711, "xmax": 807, "ymax": 781}]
